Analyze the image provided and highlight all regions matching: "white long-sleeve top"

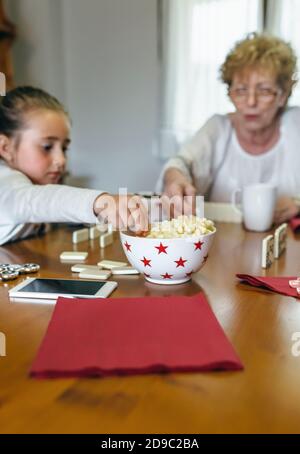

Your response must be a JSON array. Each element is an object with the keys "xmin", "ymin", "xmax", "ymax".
[
  {"xmin": 0, "ymin": 160, "xmax": 102, "ymax": 245},
  {"xmin": 157, "ymin": 106, "xmax": 300, "ymax": 202}
]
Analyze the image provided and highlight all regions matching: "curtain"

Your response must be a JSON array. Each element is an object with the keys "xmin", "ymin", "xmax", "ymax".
[
  {"xmin": 266, "ymin": 0, "xmax": 300, "ymax": 105},
  {"xmin": 158, "ymin": 0, "xmax": 263, "ymax": 159}
]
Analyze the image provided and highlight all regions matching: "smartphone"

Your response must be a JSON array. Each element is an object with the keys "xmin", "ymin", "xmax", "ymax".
[{"xmin": 9, "ymin": 277, "xmax": 118, "ymax": 303}]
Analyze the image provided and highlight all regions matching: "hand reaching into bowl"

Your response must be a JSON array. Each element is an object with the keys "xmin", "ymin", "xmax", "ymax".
[
  {"xmin": 93, "ymin": 193, "xmax": 149, "ymax": 233},
  {"xmin": 162, "ymin": 168, "xmax": 197, "ymax": 219}
]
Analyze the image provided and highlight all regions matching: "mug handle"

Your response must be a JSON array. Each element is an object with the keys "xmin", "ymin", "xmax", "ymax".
[{"xmin": 231, "ymin": 188, "xmax": 242, "ymax": 214}]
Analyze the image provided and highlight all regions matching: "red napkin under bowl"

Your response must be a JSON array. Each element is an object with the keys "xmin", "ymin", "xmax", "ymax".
[{"xmin": 30, "ymin": 293, "xmax": 243, "ymax": 378}]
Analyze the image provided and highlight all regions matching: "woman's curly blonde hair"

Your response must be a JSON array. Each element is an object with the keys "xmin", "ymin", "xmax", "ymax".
[{"xmin": 220, "ymin": 33, "xmax": 298, "ymax": 96}]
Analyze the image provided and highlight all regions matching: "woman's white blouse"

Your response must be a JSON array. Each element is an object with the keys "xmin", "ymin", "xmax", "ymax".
[{"xmin": 158, "ymin": 106, "xmax": 300, "ymax": 203}]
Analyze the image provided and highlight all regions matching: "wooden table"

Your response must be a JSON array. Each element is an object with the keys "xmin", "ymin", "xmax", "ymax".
[{"xmin": 1, "ymin": 223, "xmax": 300, "ymax": 434}]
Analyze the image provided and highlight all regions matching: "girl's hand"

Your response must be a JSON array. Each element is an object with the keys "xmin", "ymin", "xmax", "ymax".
[
  {"xmin": 274, "ymin": 196, "xmax": 300, "ymax": 224},
  {"xmin": 93, "ymin": 193, "xmax": 149, "ymax": 233}
]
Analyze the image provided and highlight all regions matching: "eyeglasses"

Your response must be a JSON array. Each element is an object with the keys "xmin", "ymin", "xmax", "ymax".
[{"xmin": 229, "ymin": 86, "xmax": 280, "ymax": 103}]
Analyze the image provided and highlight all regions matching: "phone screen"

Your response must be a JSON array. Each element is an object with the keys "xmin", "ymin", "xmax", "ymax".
[{"xmin": 16, "ymin": 278, "xmax": 106, "ymax": 295}]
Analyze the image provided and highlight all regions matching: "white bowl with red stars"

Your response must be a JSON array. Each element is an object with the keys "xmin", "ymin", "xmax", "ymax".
[{"xmin": 120, "ymin": 230, "xmax": 216, "ymax": 285}]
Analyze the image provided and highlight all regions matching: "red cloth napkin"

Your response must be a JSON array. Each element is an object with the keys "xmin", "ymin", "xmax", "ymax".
[
  {"xmin": 30, "ymin": 293, "xmax": 243, "ymax": 378},
  {"xmin": 236, "ymin": 274, "xmax": 300, "ymax": 298},
  {"xmin": 290, "ymin": 217, "xmax": 300, "ymax": 232}
]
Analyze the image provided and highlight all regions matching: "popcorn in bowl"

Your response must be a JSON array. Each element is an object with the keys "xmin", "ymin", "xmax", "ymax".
[
  {"xmin": 120, "ymin": 216, "xmax": 216, "ymax": 285},
  {"xmin": 146, "ymin": 215, "xmax": 215, "ymax": 239}
]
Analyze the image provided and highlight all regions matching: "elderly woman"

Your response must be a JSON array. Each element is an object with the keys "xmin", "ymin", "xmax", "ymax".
[{"xmin": 160, "ymin": 33, "xmax": 300, "ymax": 223}]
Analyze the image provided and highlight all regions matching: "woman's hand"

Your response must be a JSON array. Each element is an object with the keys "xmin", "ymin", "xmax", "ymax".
[
  {"xmin": 274, "ymin": 196, "xmax": 300, "ymax": 224},
  {"xmin": 162, "ymin": 168, "xmax": 196, "ymax": 218},
  {"xmin": 93, "ymin": 193, "xmax": 149, "ymax": 233}
]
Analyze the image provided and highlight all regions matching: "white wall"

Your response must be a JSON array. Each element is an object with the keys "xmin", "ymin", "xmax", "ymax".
[
  {"xmin": 5, "ymin": 0, "xmax": 66, "ymax": 101},
  {"xmin": 5, "ymin": 0, "xmax": 161, "ymax": 192}
]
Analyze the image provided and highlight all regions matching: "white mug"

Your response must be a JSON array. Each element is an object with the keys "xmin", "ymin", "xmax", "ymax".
[{"xmin": 232, "ymin": 183, "xmax": 277, "ymax": 232}]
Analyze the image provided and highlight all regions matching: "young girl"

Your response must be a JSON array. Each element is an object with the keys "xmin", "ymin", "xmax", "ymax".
[{"xmin": 0, "ymin": 86, "xmax": 147, "ymax": 245}]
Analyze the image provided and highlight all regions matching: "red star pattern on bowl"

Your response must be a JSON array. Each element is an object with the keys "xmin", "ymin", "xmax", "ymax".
[{"xmin": 120, "ymin": 230, "xmax": 216, "ymax": 285}]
